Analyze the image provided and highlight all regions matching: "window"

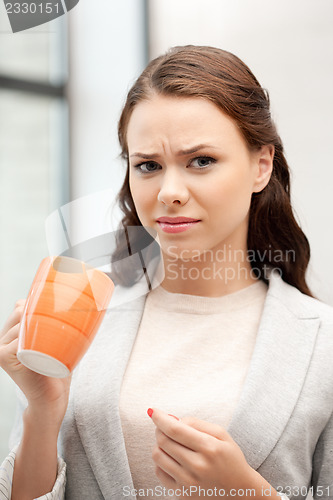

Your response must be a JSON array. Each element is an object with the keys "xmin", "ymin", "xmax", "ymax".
[{"xmin": 0, "ymin": 10, "xmax": 69, "ymax": 461}]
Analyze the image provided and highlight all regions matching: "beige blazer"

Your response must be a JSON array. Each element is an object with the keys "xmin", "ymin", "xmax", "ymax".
[{"xmin": 9, "ymin": 268, "xmax": 333, "ymax": 500}]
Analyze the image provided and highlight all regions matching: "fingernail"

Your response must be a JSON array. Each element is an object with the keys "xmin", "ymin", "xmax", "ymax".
[
  {"xmin": 147, "ymin": 408, "xmax": 153, "ymax": 418},
  {"xmin": 168, "ymin": 414, "xmax": 179, "ymax": 420}
]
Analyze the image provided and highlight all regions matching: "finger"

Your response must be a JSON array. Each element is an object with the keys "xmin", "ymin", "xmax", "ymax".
[
  {"xmin": 0, "ymin": 338, "xmax": 19, "ymax": 371},
  {"xmin": 0, "ymin": 306, "xmax": 25, "ymax": 339},
  {"xmin": 150, "ymin": 408, "xmax": 208, "ymax": 452},
  {"xmin": 0, "ymin": 324, "xmax": 21, "ymax": 346},
  {"xmin": 154, "ymin": 465, "xmax": 176, "ymax": 490},
  {"xmin": 15, "ymin": 299, "xmax": 26, "ymax": 308},
  {"xmin": 181, "ymin": 415, "xmax": 231, "ymax": 442},
  {"xmin": 155, "ymin": 428, "xmax": 197, "ymax": 468},
  {"xmin": 152, "ymin": 445, "xmax": 180, "ymax": 481}
]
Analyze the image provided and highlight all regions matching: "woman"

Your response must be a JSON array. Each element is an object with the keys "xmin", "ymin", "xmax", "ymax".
[{"xmin": 1, "ymin": 45, "xmax": 332, "ymax": 500}]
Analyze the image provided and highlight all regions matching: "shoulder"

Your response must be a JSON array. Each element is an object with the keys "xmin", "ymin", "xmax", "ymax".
[
  {"xmin": 300, "ymin": 293, "xmax": 333, "ymax": 322},
  {"xmin": 298, "ymin": 292, "xmax": 333, "ymax": 342},
  {"xmin": 268, "ymin": 274, "xmax": 333, "ymax": 385},
  {"xmin": 268, "ymin": 270, "xmax": 333, "ymax": 326}
]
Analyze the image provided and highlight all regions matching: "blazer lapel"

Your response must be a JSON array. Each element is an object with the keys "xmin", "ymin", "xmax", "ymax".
[{"xmin": 227, "ymin": 270, "xmax": 320, "ymax": 470}]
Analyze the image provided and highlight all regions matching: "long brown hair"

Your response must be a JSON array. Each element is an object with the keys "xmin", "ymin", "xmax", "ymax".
[{"xmin": 112, "ymin": 45, "xmax": 313, "ymax": 297}]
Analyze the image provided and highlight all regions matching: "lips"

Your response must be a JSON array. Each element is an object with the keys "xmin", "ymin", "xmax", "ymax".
[
  {"xmin": 156, "ymin": 217, "xmax": 200, "ymax": 224},
  {"xmin": 156, "ymin": 217, "xmax": 201, "ymax": 234}
]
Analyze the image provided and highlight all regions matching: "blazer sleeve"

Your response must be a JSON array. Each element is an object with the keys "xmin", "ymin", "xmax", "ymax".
[
  {"xmin": 0, "ymin": 387, "xmax": 67, "ymax": 500},
  {"xmin": 311, "ymin": 409, "xmax": 333, "ymax": 500}
]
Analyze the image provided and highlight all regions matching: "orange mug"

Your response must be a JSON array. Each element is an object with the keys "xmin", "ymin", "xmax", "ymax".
[{"xmin": 17, "ymin": 256, "xmax": 114, "ymax": 378}]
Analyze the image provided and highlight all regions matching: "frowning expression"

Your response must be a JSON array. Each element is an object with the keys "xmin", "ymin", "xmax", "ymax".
[{"xmin": 127, "ymin": 94, "xmax": 272, "ymax": 260}]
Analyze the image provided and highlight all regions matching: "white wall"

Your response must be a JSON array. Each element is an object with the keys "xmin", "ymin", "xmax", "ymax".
[{"xmin": 148, "ymin": 0, "xmax": 333, "ymax": 305}]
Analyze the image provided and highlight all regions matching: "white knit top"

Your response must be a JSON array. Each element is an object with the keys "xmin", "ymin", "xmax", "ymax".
[{"xmin": 119, "ymin": 279, "xmax": 268, "ymax": 499}]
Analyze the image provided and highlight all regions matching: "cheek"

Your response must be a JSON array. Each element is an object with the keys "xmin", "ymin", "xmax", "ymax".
[
  {"xmin": 203, "ymin": 159, "xmax": 254, "ymax": 204},
  {"xmin": 205, "ymin": 176, "xmax": 251, "ymax": 208},
  {"xmin": 202, "ymin": 175, "xmax": 253, "ymax": 226},
  {"xmin": 129, "ymin": 179, "xmax": 153, "ymax": 222}
]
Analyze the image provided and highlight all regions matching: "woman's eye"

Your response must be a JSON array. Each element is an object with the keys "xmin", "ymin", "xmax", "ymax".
[
  {"xmin": 133, "ymin": 156, "xmax": 216, "ymax": 173},
  {"xmin": 190, "ymin": 156, "xmax": 216, "ymax": 169},
  {"xmin": 134, "ymin": 161, "xmax": 160, "ymax": 173}
]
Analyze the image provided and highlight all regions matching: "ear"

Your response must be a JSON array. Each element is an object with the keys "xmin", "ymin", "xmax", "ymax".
[{"xmin": 252, "ymin": 145, "xmax": 274, "ymax": 193}]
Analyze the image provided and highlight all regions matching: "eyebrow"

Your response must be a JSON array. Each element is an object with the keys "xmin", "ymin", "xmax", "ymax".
[{"xmin": 129, "ymin": 144, "xmax": 218, "ymax": 159}]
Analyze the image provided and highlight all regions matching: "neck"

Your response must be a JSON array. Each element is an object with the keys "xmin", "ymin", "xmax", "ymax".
[{"xmin": 158, "ymin": 246, "xmax": 259, "ymax": 297}]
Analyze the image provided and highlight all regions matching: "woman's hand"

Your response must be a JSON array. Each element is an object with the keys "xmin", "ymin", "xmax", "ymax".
[
  {"xmin": 149, "ymin": 408, "xmax": 280, "ymax": 499},
  {"xmin": 0, "ymin": 300, "xmax": 71, "ymax": 425}
]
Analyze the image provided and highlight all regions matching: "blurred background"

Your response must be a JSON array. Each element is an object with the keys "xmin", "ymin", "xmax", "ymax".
[{"xmin": 0, "ymin": 0, "xmax": 332, "ymax": 463}]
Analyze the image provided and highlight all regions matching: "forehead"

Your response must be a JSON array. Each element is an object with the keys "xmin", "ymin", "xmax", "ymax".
[{"xmin": 126, "ymin": 95, "xmax": 244, "ymax": 151}]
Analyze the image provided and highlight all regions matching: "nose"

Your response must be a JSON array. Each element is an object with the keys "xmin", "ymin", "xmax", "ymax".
[{"xmin": 157, "ymin": 168, "xmax": 190, "ymax": 206}]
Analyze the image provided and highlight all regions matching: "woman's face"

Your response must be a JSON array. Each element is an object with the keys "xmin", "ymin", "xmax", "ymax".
[{"xmin": 127, "ymin": 94, "xmax": 272, "ymax": 261}]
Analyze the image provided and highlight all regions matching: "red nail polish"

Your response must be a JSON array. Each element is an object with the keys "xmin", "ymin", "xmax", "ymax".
[
  {"xmin": 168, "ymin": 414, "xmax": 179, "ymax": 420},
  {"xmin": 147, "ymin": 408, "xmax": 153, "ymax": 418}
]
